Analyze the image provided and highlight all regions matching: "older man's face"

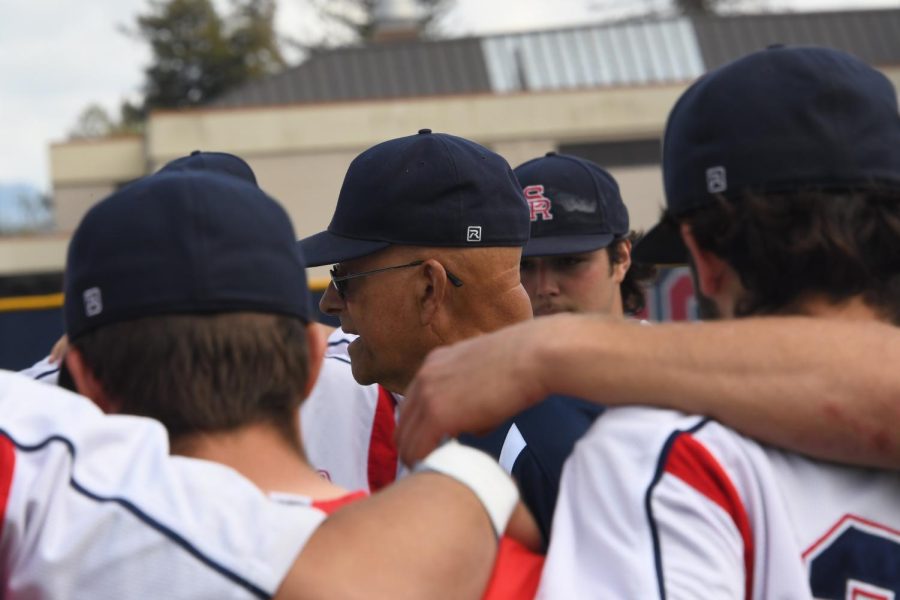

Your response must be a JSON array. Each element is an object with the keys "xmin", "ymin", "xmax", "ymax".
[{"xmin": 319, "ymin": 248, "xmax": 427, "ymax": 392}]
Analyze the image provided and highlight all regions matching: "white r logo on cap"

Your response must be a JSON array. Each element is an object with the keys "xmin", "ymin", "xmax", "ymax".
[
  {"xmin": 706, "ymin": 166, "xmax": 727, "ymax": 193},
  {"xmin": 467, "ymin": 226, "xmax": 482, "ymax": 242},
  {"xmin": 83, "ymin": 287, "xmax": 103, "ymax": 317}
]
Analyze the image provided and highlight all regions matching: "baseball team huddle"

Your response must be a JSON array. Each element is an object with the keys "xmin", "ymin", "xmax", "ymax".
[{"xmin": 4, "ymin": 44, "xmax": 900, "ymax": 598}]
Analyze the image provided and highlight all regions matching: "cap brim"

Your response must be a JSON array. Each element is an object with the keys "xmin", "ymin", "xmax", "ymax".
[
  {"xmin": 522, "ymin": 233, "xmax": 616, "ymax": 257},
  {"xmin": 297, "ymin": 231, "xmax": 391, "ymax": 267},
  {"xmin": 631, "ymin": 221, "xmax": 687, "ymax": 265}
]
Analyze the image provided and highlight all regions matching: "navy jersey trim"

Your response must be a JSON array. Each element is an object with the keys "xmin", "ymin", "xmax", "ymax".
[
  {"xmin": 644, "ymin": 417, "xmax": 710, "ymax": 600},
  {"xmin": 33, "ymin": 368, "xmax": 60, "ymax": 381},
  {"xmin": 0, "ymin": 430, "xmax": 271, "ymax": 599},
  {"xmin": 326, "ymin": 355, "xmax": 351, "ymax": 366},
  {"xmin": 327, "ymin": 338, "xmax": 351, "ymax": 348}
]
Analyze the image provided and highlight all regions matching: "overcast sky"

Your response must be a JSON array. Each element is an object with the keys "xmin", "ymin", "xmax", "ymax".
[{"xmin": 1, "ymin": 0, "xmax": 897, "ymax": 192}]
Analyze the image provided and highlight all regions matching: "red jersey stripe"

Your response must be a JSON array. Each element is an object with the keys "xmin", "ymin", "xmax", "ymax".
[
  {"xmin": 481, "ymin": 536, "xmax": 544, "ymax": 600},
  {"xmin": 664, "ymin": 433, "xmax": 755, "ymax": 600},
  {"xmin": 312, "ymin": 491, "xmax": 369, "ymax": 516},
  {"xmin": 0, "ymin": 436, "xmax": 15, "ymax": 539},
  {"xmin": 367, "ymin": 386, "xmax": 399, "ymax": 492}
]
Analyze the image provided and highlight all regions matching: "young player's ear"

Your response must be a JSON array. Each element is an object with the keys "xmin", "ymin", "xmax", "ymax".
[
  {"xmin": 680, "ymin": 223, "xmax": 730, "ymax": 298},
  {"xmin": 611, "ymin": 238, "xmax": 632, "ymax": 284},
  {"xmin": 65, "ymin": 348, "xmax": 119, "ymax": 413},
  {"xmin": 303, "ymin": 322, "xmax": 328, "ymax": 398}
]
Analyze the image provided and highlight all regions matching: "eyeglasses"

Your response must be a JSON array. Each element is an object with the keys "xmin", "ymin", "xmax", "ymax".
[{"xmin": 329, "ymin": 260, "xmax": 464, "ymax": 298}]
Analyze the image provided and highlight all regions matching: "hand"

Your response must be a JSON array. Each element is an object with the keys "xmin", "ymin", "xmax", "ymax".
[
  {"xmin": 505, "ymin": 501, "xmax": 544, "ymax": 552},
  {"xmin": 49, "ymin": 334, "xmax": 69, "ymax": 364},
  {"xmin": 397, "ymin": 318, "xmax": 559, "ymax": 466}
]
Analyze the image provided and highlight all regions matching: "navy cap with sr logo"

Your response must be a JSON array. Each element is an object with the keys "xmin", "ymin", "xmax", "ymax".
[
  {"xmin": 298, "ymin": 129, "xmax": 530, "ymax": 267},
  {"xmin": 65, "ymin": 170, "xmax": 310, "ymax": 340},
  {"xmin": 514, "ymin": 152, "xmax": 629, "ymax": 257},
  {"xmin": 158, "ymin": 150, "xmax": 258, "ymax": 185},
  {"xmin": 635, "ymin": 45, "xmax": 900, "ymax": 264}
]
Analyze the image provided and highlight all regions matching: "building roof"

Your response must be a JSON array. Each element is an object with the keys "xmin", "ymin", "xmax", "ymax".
[
  {"xmin": 209, "ymin": 8, "xmax": 900, "ymax": 109},
  {"xmin": 693, "ymin": 9, "xmax": 900, "ymax": 69}
]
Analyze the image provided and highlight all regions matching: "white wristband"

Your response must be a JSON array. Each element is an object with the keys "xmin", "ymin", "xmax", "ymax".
[{"xmin": 414, "ymin": 439, "xmax": 519, "ymax": 537}]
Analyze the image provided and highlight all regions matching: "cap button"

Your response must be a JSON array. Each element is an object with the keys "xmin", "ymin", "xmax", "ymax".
[
  {"xmin": 190, "ymin": 150, "xmax": 201, "ymax": 155},
  {"xmin": 418, "ymin": 128, "xmax": 432, "ymax": 135},
  {"xmin": 545, "ymin": 151, "xmax": 558, "ymax": 157}
]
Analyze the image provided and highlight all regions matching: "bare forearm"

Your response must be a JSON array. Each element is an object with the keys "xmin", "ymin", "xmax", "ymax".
[
  {"xmin": 280, "ymin": 473, "xmax": 496, "ymax": 599},
  {"xmin": 536, "ymin": 315, "xmax": 900, "ymax": 468}
]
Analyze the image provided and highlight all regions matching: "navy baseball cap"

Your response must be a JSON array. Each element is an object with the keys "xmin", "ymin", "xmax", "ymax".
[
  {"xmin": 158, "ymin": 150, "xmax": 258, "ymax": 186},
  {"xmin": 298, "ymin": 129, "xmax": 530, "ymax": 267},
  {"xmin": 65, "ymin": 170, "xmax": 310, "ymax": 340},
  {"xmin": 514, "ymin": 152, "xmax": 629, "ymax": 257},
  {"xmin": 635, "ymin": 45, "xmax": 900, "ymax": 264}
]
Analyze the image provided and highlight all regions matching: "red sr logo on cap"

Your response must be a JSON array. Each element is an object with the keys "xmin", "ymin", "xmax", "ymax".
[{"xmin": 524, "ymin": 185, "xmax": 553, "ymax": 222}]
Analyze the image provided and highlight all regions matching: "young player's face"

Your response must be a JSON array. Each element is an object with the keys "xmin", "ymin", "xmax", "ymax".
[
  {"xmin": 520, "ymin": 248, "xmax": 624, "ymax": 317},
  {"xmin": 319, "ymin": 249, "xmax": 425, "ymax": 392}
]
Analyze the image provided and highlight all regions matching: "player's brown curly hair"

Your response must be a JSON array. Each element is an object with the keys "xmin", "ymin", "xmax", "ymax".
[
  {"xmin": 679, "ymin": 188, "xmax": 900, "ymax": 324},
  {"xmin": 609, "ymin": 231, "xmax": 657, "ymax": 316},
  {"xmin": 72, "ymin": 312, "xmax": 310, "ymax": 447}
]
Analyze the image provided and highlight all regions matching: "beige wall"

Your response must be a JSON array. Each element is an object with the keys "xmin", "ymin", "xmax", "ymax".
[
  {"xmin": 230, "ymin": 149, "xmax": 357, "ymax": 240},
  {"xmin": 54, "ymin": 183, "xmax": 116, "ymax": 232},
  {"xmin": 492, "ymin": 139, "xmax": 558, "ymax": 170},
  {"xmin": 145, "ymin": 85, "xmax": 683, "ymax": 163},
  {"xmin": 608, "ymin": 165, "xmax": 666, "ymax": 233},
  {"xmin": 33, "ymin": 65, "xmax": 900, "ymax": 279},
  {"xmin": 245, "ymin": 149, "xmax": 361, "ymax": 282},
  {"xmin": 51, "ymin": 136, "xmax": 144, "ymax": 186},
  {"xmin": 50, "ymin": 135, "xmax": 144, "ymax": 234},
  {"xmin": 0, "ymin": 234, "xmax": 69, "ymax": 275}
]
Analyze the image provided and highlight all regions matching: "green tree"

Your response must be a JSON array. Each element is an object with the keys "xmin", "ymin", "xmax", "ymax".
[
  {"xmin": 69, "ymin": 103, "xmax": 144, "ymax": 139},
  {"xmin": 672, "ymin": 0, "xmax": 743, "ymax": 13},
  {"xmin": 132, "ymin": 0, "xmax": 284, "ymax": 110},
  {"xmin": 589, "ymin": 0, "xmax": 757, "ymax": 21},
  {"xmin": 68, "ymin": 104, "xmax": 117, "ymax": 140},
  {"xmin": 301, "ymin": 0, "xmax": 453, "ymax": 48}
]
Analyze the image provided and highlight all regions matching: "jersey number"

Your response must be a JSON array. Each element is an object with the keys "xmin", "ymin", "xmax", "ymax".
[{"xmin": 806, "ymin": 515, "xmax": 900, "ymax": 599}]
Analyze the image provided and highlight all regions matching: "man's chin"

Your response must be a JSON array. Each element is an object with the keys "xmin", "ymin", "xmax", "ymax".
[
  {"xmin": 349, "ymin": 359, "xmax": 376, "ymax": 386},
  {"xmin": 347, "ymin": 340, "xmax": 373, "ymax": 384}
]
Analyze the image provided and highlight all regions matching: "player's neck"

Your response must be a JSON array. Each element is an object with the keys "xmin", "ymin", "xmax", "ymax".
[
  {"xmin": 608, "ymin": 291, "xmax": 625, "ymax": 320},
  {"xmin": 787, "ymin": 294, "xmax": 884, "ymax": 323},
  {"xmin": 172, "ymin": 423, "xmax": 349, "ymax": 499}
]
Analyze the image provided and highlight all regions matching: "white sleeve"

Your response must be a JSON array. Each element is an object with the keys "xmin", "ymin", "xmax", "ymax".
[
  {"xmin": 539, "ymin": 407, "xmax": 748, "ymax": 599},
  {"xmin": 300, "ymin": 355, "xmax": 380, "ymax": 491},
  {"xmin": 18, "ymin": 354, "xmax": 59, "ymax": 385},
  {"xmin": 324, "ymin": 326, "xmax": 356, "ymax": 360},
  {"xmin": 0, "ymin": 370, "xmax": 325, "ymax": 599}
]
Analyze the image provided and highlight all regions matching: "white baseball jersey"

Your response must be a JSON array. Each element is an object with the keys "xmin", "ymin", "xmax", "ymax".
[
  {"xmin": 19, "ymin": 354, "xmax": 59, "ymax": 385},
  {"xmin": 0, "ymin": 369, "xmax": 328, "ymax": 599},
  {"xmin": 540, "ymin": 406, "xmax": 900, "ymax": 599},
  {"xmin": 300, "ymin": 328, "xmax": 407, "ymax": 491}
]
